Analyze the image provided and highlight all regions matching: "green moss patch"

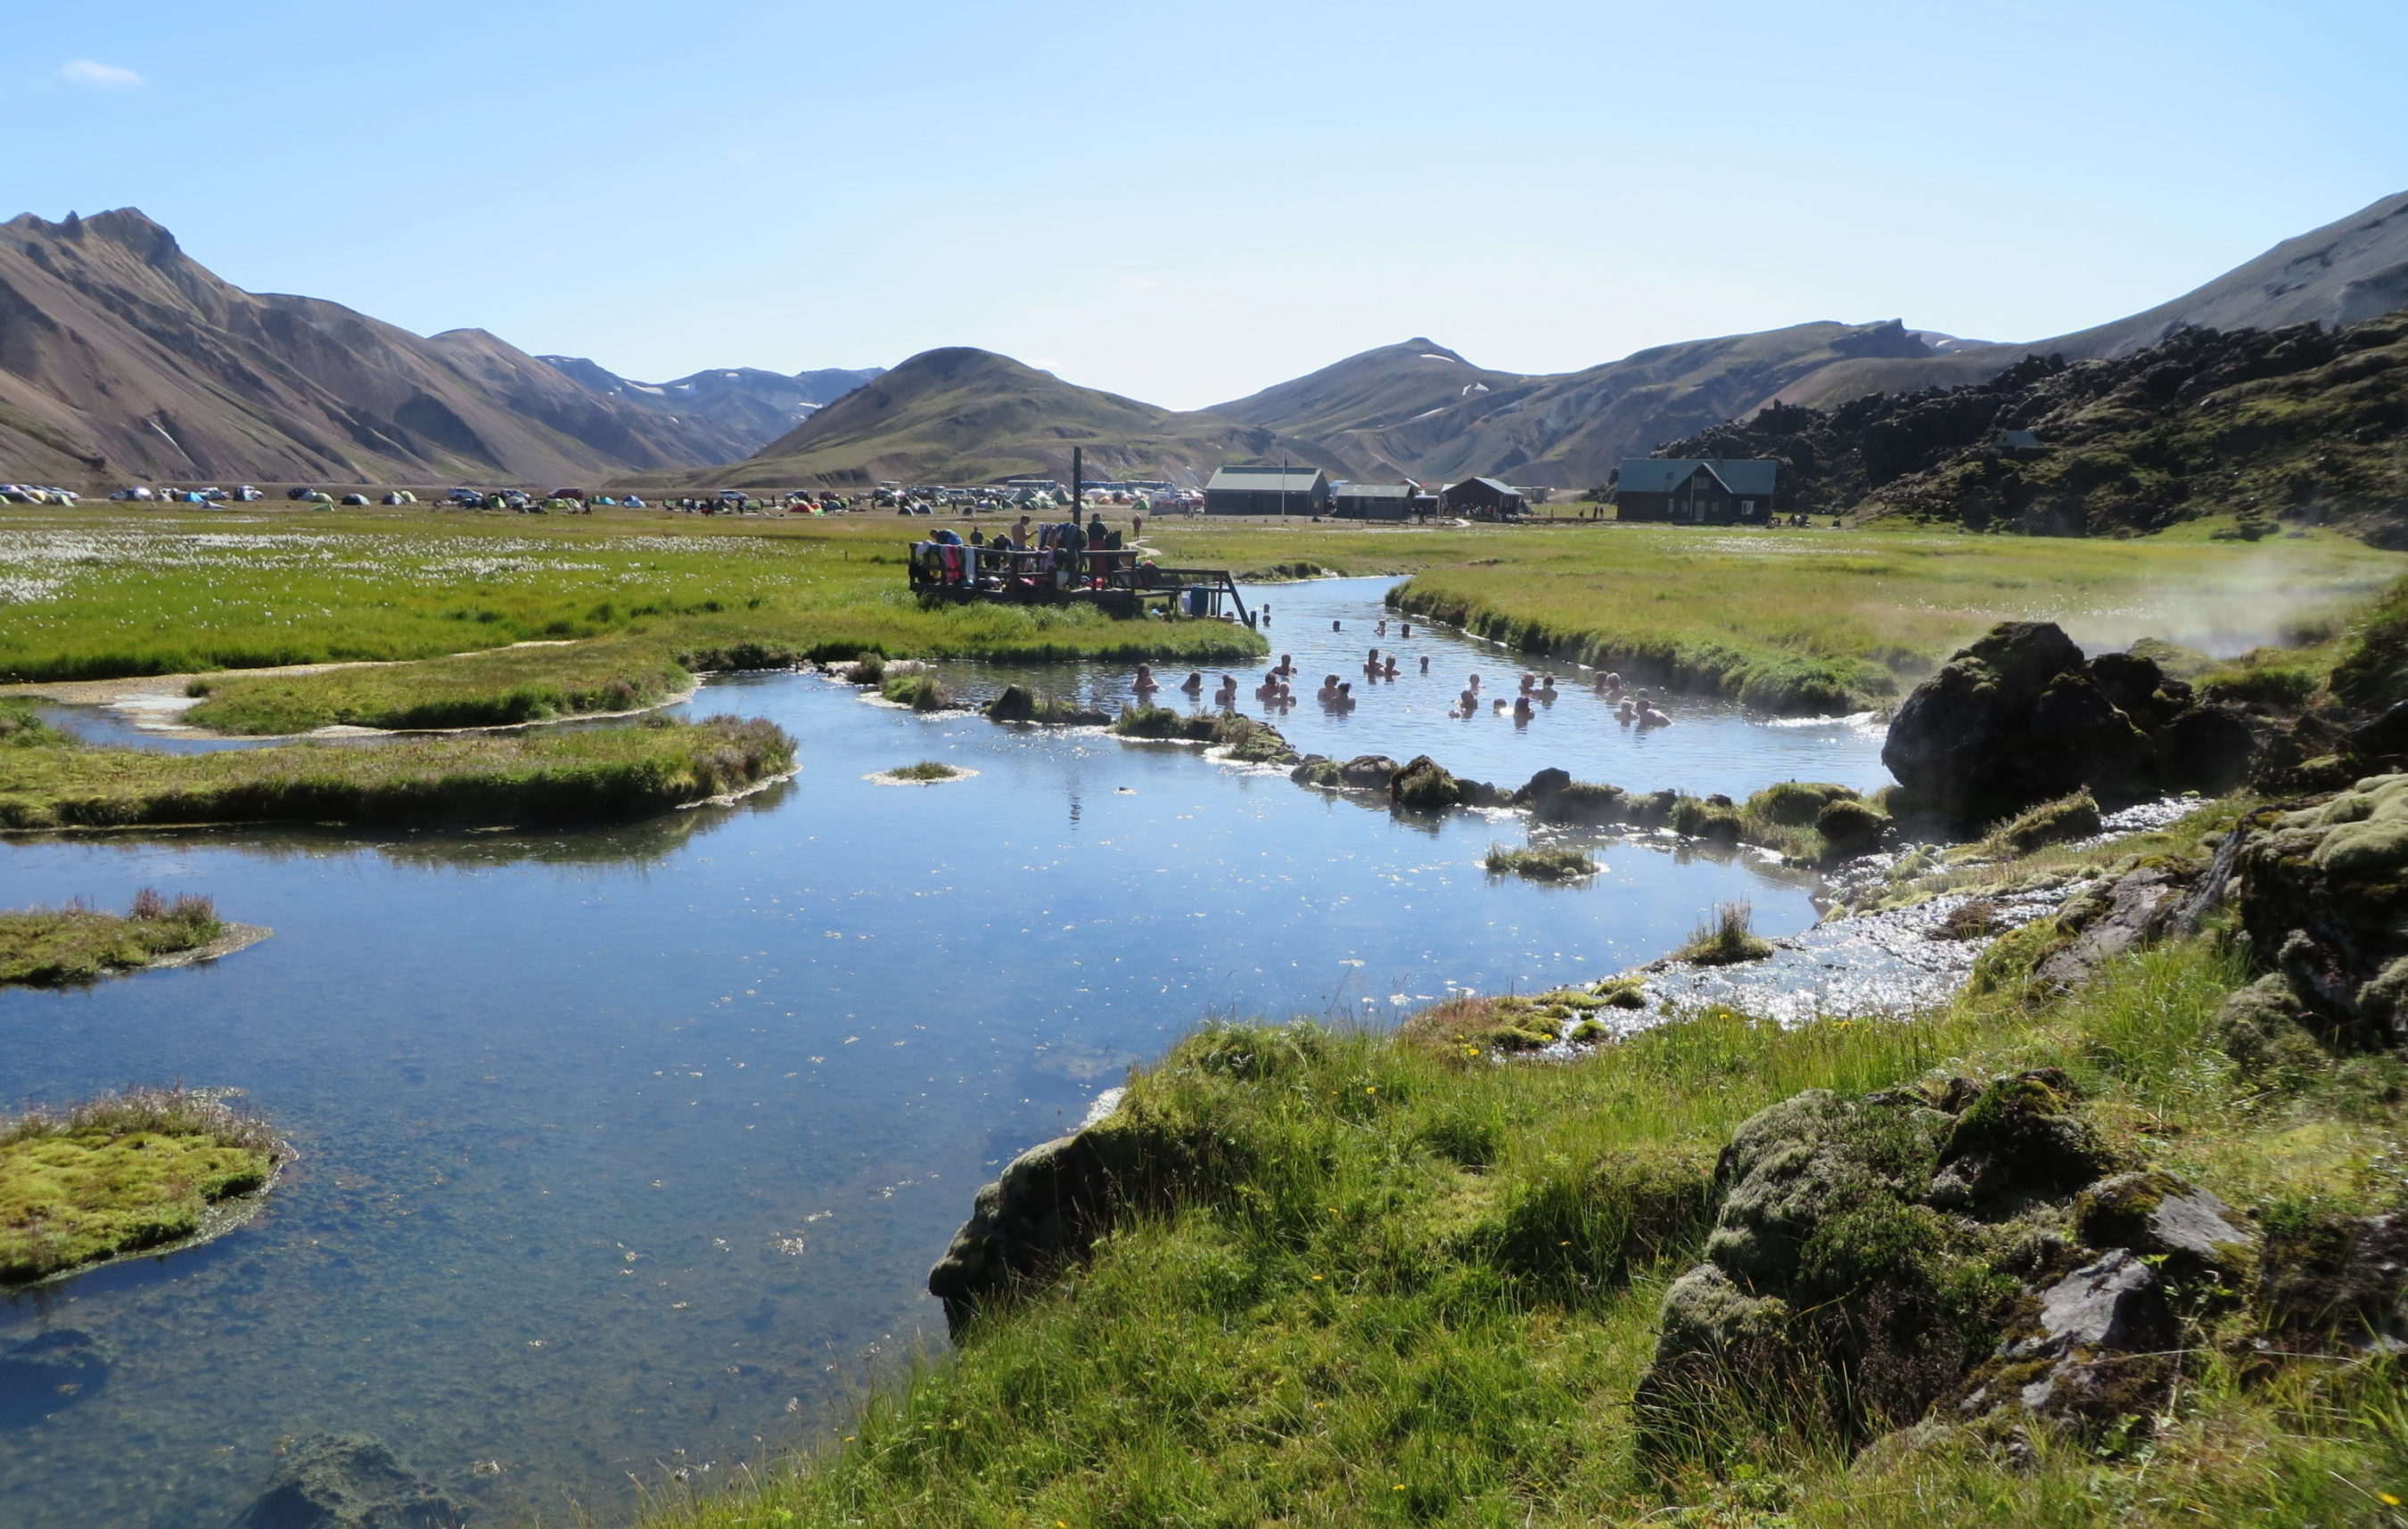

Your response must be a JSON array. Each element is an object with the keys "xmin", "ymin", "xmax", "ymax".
[{"xmin": 1, "ymin": 1089, "xmax": 281, "ymax": 1284}]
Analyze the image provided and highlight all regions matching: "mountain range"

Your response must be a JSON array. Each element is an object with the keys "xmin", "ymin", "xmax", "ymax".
[
  {"xmin": 1, "ymin": 191, "xmax": 2403, "ymax": 492},
  {"xmin": 0, "ymin": 209, "xmax": 875, "ymax": 486}
]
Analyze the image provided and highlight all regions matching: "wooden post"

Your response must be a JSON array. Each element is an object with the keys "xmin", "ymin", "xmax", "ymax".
[{"xmin": 1072, "ymin": 446, "xmax": 1082, "ymax": 515}]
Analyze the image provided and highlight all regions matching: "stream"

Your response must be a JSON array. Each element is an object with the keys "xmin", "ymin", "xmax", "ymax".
[{"xmin": 0, "ymin": 578, "xmax": 1891, "ymax": 1527}]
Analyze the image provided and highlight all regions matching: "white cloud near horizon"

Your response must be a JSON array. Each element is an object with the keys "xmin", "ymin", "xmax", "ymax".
[{"xmin": 60, "ymin": 60, "xmax": 145, "ymax": 88}]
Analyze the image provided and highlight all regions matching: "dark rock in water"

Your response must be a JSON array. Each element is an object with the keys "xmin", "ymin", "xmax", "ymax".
[
  {"xmin": 231, "ymin": 1434, "xmax": 459, "ymax": 1528},
  {"xmin": 1388, "ymin": 755, "xmax": 1464, "ymax": 810},
  {"xmin": 1338, "ymin": 754, "xmax": 1399, "ymax": 790},
  {"xmin": 1288, "ymin": 754, "xmax": 1344, "ymax": 788},
  {"xmin": 928, "ymin": 1130, "xmax": 1122, "ymax": 1337},
  {"xmin": 0, "ymin": 1329, "xmax": 110, "ymax": 1430},
  {"xmin": 2256, "ymin": 1212, "xmax": 2408, "ymax": 1347},
  {"xmin": 1883, "ymin": 621, "xmax": 2258, "ymax": 834},
  {"xmin": 983, "ymin": 685, "xmax": 1107, "ymax": 725}
]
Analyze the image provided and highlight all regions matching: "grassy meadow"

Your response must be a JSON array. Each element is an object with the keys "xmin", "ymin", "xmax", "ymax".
[
  {"xmin": 1, "ymin": 1089, "xmax": 280, "ymax": 1284},
  {"xmin": 0, "ymin": 508, "xmax": 1269, "ymax": 687}
]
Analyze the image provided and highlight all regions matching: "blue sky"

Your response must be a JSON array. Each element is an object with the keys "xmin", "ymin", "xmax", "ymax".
[{"xmin": 10, "ymin": 0, "xmax": 2405, "ymax": 408}]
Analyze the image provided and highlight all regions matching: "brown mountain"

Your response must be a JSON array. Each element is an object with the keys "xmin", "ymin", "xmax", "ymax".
[
  {"xmin": 0, "ymin": 208, "xmax": 744, "ymax": 485},
  {"xmin": 684, "ymin": 347, "xmax": 1339, "ymax": 490},
  {"xmin": 1773, "ymin": 188, "xmax": 2408, "ymax": 409},
  {"xmin": 1213, "ymin": 322, "xmax": 1937, "ymax": 489}
]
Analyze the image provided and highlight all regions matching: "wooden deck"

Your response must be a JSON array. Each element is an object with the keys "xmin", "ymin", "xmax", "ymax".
[{"xmin": 908, "ymin": 542, "xmax": 1253, "ymax": 625}]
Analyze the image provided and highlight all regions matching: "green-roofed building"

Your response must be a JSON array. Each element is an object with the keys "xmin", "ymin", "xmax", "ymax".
[{"xmin": 1610, "ymin": 458, "xmax": 1778, "ymax": 523}]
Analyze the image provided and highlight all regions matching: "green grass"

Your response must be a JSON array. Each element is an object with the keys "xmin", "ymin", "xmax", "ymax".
[
  {"xmin": 0, "ymin": 713, "xmax": 793, "ymax": 830},
  {"xmin": 1483, "ymin": 843, "xmax": 1598, "ymax": 880},
  {"xmin": 1672, "ymin": 900, "xmax": 1775, "ymax": 965},
  {"xmin": 888, "ymin": 760, "xmax": 962, "ymax": 781},
  {"xmin": 0, "ymin": 888, "xmax": 223, "ymax": 985},
  {"xmin": 2, "ymin": 1088, "xmax": 280, "ymax": 1283},
  {"xmin": 637, "ymin": 902, "xmax": 2408, "ymax": 1529},
  {"xmin": 182, "ymin": 637, "xmax": 694, "ymax": 734},
  {"xmin": 0, "ymin": 510, "xmax": 1266, "ymax": 686}
]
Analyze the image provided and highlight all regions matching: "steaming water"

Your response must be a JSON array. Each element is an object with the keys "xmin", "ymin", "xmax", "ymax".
[{"xmin": 0, "ymin": 579, "xmax": 1886, "ymax": 1527}]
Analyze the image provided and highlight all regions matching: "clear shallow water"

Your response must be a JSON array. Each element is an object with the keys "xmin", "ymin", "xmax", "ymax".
[
  {"xmin": 0, "ymin": 579, "xmax": 1888, "ymax": 1527},
  {"xmin": 957, "ymin": 577, "xmax": 1895, "ymax": 801}
]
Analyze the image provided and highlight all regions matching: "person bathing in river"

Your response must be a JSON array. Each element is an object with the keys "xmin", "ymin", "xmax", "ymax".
[
  {"xmin": 1616, "ymin": 697, "xmax": 1639, "ymax": 724},
  {"xmin": 1254, "ymin": 673, "xmax": 1281, "ymax": 701},
  {"xmin": 1419, "ymin": 655, "xmax": 1430, "ymax": 674},
  {"xmin": 1377, "ymin": 619, "xmax": 1388, "ymax": 637},
  {"xmin": 1383, "ymin": 654, "xmax": 1400, "ymax": 678},
  {"xmin": 1214, "ymin": 675, "xmax": 1239, "ymax": 709},
  {"xmin": 1513, "ymin": 695, "xmax": 1534, "ymax": 723},
  {"xmin": 1181, "ymin": 671, "xmax": 1204, "ymax": 697},
  {"xmin": 1640, "ymin": 704, "xmax": 1672, "ymax": 728},
  {"xmin": 1455, "ymin": 684, "xmax": 1479, "ymax": 717},
  {"xmin": 1538, "ymin": 674, "xmax": 1558, "ymax": 702},
  {"xmin": 1334, "ymin": 682, "xmax": 1357, "ymax": 712},
  {"xmin": 1317, "ymin": 673, "xmax": 1344, "ymax": 704},
  {"xmin": 1134, "ymin": 664, "xmax": 1159, "ymax": 697},
  {"xmin": 1363, "ymin": 647, "xmax": 1382, "ymax": 678},
  {"xmin": 1400, "ymin": 622, "xmax": 1412, "ymax": 638}
]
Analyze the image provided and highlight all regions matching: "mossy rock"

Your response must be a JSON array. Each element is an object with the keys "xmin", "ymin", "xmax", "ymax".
[
  {"xmin": 1390, "ymin": 755, "xmax": 1465, "ymax": 810},
  {"xmin": 1991, "ymin": 793, "xmax": 2104, "ymax": 854},
  {"xmin": 1746, "ymin": 781, "xmax": 1860, "ymax": 827},
  {"xmin": 1929, "ymin": 1069, "xmax": 2112, "ymax": 1209}
]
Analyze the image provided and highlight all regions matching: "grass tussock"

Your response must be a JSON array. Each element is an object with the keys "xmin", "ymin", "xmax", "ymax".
[
  {"xmin": 0, "ymin": 714, "xmax": 793, "ymax": 831},
  {"xmin": 1484, "ymin": 843, "xmax": 1598, "ymax": 880},
  {"xmin": 881, "ymin": 672, "xmax": 952, "ymax": 711},
  {"xmin": 639, "ymin": 925, "xmax": 2408, "ymax": 1529},
  {"xmin": 888, "ymin": 760, "xmax": 961, "ymax": 782},
  {"xmin": 1672, "ymin": 900, "xmax": 1775, "ymax": 966},
  {"xmin": 182, "ymin": 637, "xmax": 694, "ymax": 734},
  {"xmin": 2, "ymin": 1088, "xmax": 280, "ymax": 1283},
  {"xmin": 0, "ymin": 888, "xmax": 222, "ymax": 985}
]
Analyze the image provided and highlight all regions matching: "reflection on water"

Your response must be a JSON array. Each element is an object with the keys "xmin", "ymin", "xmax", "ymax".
[{"xmin": 0, "ymin": 580, "xmax": 1890, "ymax": 1527}]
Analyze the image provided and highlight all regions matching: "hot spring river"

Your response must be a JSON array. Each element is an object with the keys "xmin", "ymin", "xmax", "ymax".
[{"xmin": 0, "ymin": 579, "xmax": 1889, "ymax": 1527}]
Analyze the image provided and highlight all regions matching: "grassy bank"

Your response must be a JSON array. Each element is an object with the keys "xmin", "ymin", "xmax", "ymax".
[
  {"xmin": 0, "ymin": 711, "xmax": 793, "ymax": 830},
  {"xmin": 646, "ymin": 925, "xmax": 2408, "ymax": 1528},
  {"xmin": 1374, "ymin": 521, "xmax": 2402, "ymax": 713},
  {"xmin": 626, "ymin": 789, "xmax": 2408, "ymax": 1529},
  {"xmin": 0, "ymin": 889, "xmax": 224, "ymax": 985},
  {"xmin": 2, "ymin": 1089, "xmax": 281, "ymax": 1283},
  {"xmin": 182, "ymin": 637, "xmax": 694, "ymax": 735}
]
